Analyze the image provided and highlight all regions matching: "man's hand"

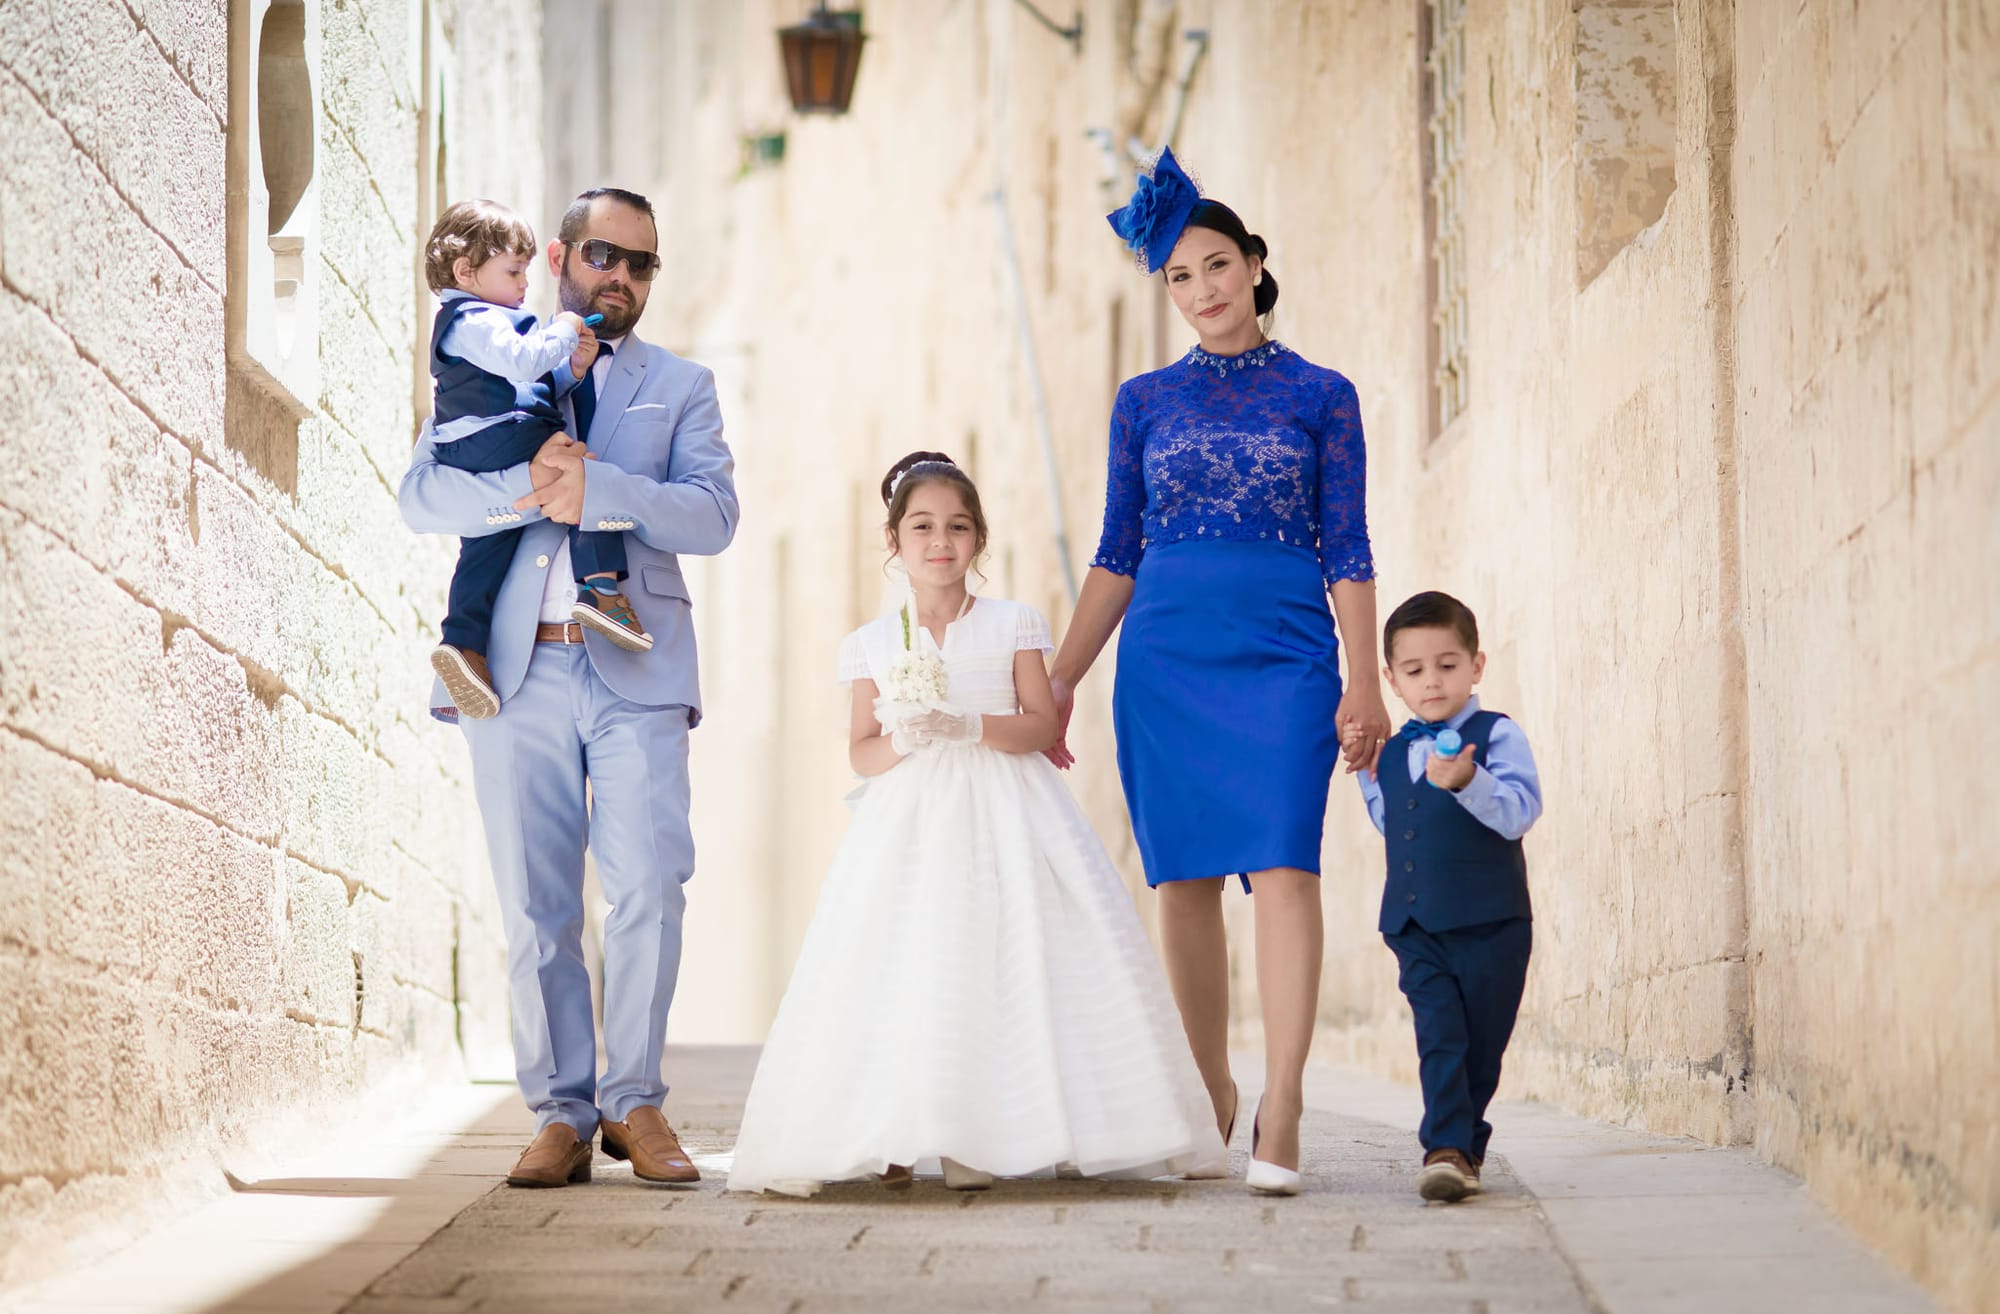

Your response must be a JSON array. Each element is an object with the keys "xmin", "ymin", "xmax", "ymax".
[
  {"xmin": 529, "ymin": 434, "xmax": 581, "ymax": 490},
  {"xmin": 1425, "ymin": 743, "xmax": 1478, "ymax": 792},
  {"xmin": 515, "ymin": 439, "xmax": 593, "ymax": 524}
]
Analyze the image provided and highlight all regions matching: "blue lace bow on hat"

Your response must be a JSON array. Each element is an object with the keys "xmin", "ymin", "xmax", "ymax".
[{"xmin": 1106, "ymin": 146, "xmax": 1202, "ymax": 274}]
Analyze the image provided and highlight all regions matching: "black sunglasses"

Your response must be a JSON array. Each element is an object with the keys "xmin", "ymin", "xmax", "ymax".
[{"xmin": 566, "ymin": 238, "xmax": 661, "ymax": 282}]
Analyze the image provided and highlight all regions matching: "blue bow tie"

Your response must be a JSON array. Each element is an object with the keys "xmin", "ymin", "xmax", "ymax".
[{"xmin": 1400, "ymin": 718, "xmax": 1451, "ymax": 740}]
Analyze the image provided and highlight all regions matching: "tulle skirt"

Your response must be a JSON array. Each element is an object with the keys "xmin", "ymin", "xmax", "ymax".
[{"xmin": 726, "ymin": 744, "xmax": 1222, "ymax": 1196}]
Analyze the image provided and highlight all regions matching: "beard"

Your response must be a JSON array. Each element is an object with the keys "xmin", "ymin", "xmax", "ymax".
[{"xmin": 558, "ymin": 255, "xmax": 642, "ymax": 338}]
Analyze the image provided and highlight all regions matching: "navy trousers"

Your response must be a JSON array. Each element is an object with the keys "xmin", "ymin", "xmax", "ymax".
[
  {"xmin": 1383, "ymin": 916, "xmax": 1532, "ymax": 1163},
  {"xmin": 434, "ymin": 415, "xmax": 627, "ymax": 654}
]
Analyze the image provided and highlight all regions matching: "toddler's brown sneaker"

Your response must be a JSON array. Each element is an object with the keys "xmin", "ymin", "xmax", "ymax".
[
  {"xmin": 431, "ymin": 645, "xmax": 499, "ymax": 719},
  {"xmin": 573, "ymin": 583, "xmax": 654, "ymax": 652}
]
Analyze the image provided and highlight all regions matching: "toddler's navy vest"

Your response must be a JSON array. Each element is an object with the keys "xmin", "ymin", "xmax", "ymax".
[
  {"xmin": 429, "ymin": 298, "xmax": 562, "ymax": 425},
  {"xmin": 1377, "ymin": 709, "xmax": 1531, "ymax": 934}
]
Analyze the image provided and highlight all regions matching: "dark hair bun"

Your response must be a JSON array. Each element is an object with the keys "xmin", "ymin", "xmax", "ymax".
[
  {"xmin": 1254, "ymin": 264, "xmax": 1279, "ymax": 317},
  {"xmin": 880, "ymin": 450, "xmax": 957, "ymax": 505}
]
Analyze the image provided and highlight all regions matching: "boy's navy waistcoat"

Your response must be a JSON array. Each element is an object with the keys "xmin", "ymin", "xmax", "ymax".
[
  {"xmin": 429, "ymin": 299, "xmax": 562, "ymax": 425},
  {"xmin": 1378, "ymin": 708, "xmax": 1532, "ymax": 934}
]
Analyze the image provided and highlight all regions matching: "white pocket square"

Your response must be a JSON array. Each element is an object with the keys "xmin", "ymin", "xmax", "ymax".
[{"xmin": 624, "ymin": 402, "xmax": 668, "ymax": 413}]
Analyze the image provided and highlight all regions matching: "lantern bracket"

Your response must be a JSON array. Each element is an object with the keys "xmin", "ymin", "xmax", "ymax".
[{"xmin": 1010, "ymin": 0, "xmax": 1082, "ymax": 54}]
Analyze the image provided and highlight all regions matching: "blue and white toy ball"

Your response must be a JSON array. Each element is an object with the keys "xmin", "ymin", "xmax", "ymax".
[
  {"xmin": 583, "ymin": 313, "xmax": 605, "ymax": 327},
  {"xmin": 1434, "ymin": 727, "xmax": 1463, "ymax": 758}
]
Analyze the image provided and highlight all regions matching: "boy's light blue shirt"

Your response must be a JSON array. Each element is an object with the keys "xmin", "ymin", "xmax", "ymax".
[
  {"xmin": 1358, "ymin": 695, "xmax": 1544, "ymax": 841},
  {"xmin": 432, "ymin": 289, "xmax": 583, "ymax": 444}
]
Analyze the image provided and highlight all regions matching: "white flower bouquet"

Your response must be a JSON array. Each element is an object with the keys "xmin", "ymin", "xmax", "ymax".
[
  {"xmin": 874, "ymin": 599, "xmax": 952, "ymax": 736},
  {"xmin": 881, "ymin": 648, "xmax": 950, "ymax": 705}
]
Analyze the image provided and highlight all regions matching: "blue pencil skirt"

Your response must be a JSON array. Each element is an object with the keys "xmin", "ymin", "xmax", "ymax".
[{"xmin": 1112, "ymin": 540, "xmax": 1344, "ymax": 890}]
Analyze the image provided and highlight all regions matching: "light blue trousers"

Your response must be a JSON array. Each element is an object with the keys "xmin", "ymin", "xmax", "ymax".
[{"xmin": 460, "ymin": 643, "xmax": 693, "ymax": 1137}]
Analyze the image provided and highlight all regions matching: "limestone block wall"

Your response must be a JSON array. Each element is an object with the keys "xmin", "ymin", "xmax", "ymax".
[
  {"xmin": 0, "ymin": 0, "xmax": 538, "ymax": 1281},
  {"xmin": 1732, "ymin": 4, "xmax": 2000, "ymax": 1307}
]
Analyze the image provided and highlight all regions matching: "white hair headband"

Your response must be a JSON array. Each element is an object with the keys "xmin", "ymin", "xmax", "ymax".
[{"xmin": 887, "ymin": 459, "xmax": 959, "ymax": 501}]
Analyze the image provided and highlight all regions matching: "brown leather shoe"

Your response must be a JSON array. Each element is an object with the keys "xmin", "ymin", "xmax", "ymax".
[
  {"xmin": 600, "ymin": 1105, "xmax": 700, "ymax": 1183},
  {"xmin": 1417, "ymin": 1147, "xmax": 1476, "ymax": 1202},
  {"xmin": 506, "ymin": 1123, "xmax": 593, "ymax": 1188}
]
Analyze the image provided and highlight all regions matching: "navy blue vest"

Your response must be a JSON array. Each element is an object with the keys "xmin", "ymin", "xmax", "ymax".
[
  {"xmin": 1377, "ymin": 709, "xmax": 1531, "ymax": 934},
  {"xmin": 429, "ymin": 298, "xmax": 562, "ymax": 425}
]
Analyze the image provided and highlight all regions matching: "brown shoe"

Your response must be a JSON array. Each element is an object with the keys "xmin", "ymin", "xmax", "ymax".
[
  {"xmin": 572, "ymin": 585, "xmax": 654, "ymax": 652},
  {"xmin": 432, "ymin": 645, "xmax": 499, "ymax": 718},
  {"xmin": 600, "ymin": 1105, "xmax": 700, "ymax": 1182},
  {"xmin": 1418, "ymin": 1148, "xmax": 1476, "ymax": 1203},
  {"xmin": 506, "ymin": 1123, "xmax": 592, "ymax": 1188}
]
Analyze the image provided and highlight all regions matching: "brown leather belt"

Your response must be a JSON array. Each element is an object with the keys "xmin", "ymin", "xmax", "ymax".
[{"xmin": 535, "ymin": 622, "xmax": 587, "ymax": 644}]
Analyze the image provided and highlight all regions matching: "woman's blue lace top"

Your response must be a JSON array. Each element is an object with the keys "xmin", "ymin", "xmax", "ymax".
[{"xmin": 1091, "ymin": 341, "xmax": 1375, "ymax": 589}]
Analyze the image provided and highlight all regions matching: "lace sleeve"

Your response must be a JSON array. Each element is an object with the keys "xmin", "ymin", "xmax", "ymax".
[
  {"xmin": 1318, "ymin": 375, "xmax": 1376, "ymax": 587},
  {"xmin": 1013, "ymin": 603, "xmax": 1055, "ymax": 655},
  {"xmin": 1089, "ymin": 383, "xmax": 1146, "ymax": 577},
  {"xmin": 836, "ymin": 626, "xmax": 872, "ymax": 685}
]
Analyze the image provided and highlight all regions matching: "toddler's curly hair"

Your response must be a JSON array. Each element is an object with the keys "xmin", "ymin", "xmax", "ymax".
[{"xmin": 424, "ymin": 199, "xmax": 538, "ymax": 293}]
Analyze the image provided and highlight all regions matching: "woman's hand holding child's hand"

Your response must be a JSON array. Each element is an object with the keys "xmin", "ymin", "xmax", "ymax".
[
  {"xmin": 1336, "ymin": 687, "xmax": 1393, "ymax": 775},
  {"xmin": 1043, "ymin": 676, "xmax": 1077, "ymax": 769},
  {"xmin": 1425, "ymin": 742, "xmax": 1477, "ymax": 792}
]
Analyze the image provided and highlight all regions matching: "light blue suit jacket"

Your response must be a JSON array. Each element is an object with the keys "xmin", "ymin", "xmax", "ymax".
[{"xmin": 399, "ymin": 330, "xmax": 739, "ymax": 719}]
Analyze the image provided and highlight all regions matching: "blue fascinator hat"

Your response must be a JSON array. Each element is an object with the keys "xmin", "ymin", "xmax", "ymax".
[{"xmin": 1106, "ymin": 146, "xmax": 1202, "ymax": 274}]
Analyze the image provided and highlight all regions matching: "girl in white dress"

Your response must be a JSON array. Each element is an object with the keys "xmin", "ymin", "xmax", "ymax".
[{"xmin": 727, "ymin": 451, "xmax": 1224, "ymax": 1196}]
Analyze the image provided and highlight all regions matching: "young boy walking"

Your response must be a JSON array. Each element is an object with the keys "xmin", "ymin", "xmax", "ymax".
[{"xmin": 1354, "ymin": 591, "xmax": 1544, "ymax": 1203}]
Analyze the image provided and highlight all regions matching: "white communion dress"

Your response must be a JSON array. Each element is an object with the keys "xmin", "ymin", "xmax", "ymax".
[{"xmin": 727, "ymin": 596, "xmax": 1223, "ymax": 1196}]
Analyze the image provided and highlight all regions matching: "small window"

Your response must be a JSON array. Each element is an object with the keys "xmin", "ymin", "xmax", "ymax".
[
  {"xmin": 227, "ymin": 0, "xmax": 319, "ymax": 480},
  {"xmin": 1575, "ymin": 1, "xmax": 1677, "ymax": 286},
  {"xmin": 1420, "ymin": 0, "xmax": 1469, "ymax": 438}
]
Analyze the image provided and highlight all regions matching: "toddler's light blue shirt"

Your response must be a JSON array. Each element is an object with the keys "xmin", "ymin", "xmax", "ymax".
[{"xmin": 431, "ymin": 290, "xmax": 582, "ymax": 444}]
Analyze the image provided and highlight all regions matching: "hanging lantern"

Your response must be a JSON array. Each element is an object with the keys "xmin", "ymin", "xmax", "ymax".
[{"xmin": 777, "ymin": 5, "xmax": 867, "ymax": 115}]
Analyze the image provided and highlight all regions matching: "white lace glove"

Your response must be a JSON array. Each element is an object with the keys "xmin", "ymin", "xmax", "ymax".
[
  {"xmin": 874, "ymin": 698, "xmax": 929, "ymax": 755},
  {"xmin": 902, "ymin": 706, "xmax": 983, "ymax": 748}
]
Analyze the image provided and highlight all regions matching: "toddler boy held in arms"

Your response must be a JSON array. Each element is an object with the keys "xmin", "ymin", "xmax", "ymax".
[
  {"xmin": 422, "ymin": 198, "xmax": 651, "ymax": 720},
  {"xmin": 1352, "ymin": 591, "xmax": 1544, "ymax": 1203}
]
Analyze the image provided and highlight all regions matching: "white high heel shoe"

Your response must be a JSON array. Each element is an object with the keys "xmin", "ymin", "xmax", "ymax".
[
  {"xmin": 1245, "ymin": 1098, "xmax": 1302, "ymax": 1196},
  {"xmin": 941, "ymin": 1158, "xmax": 993, "ymax": 1191},
  {"xmin": 1183, "ymin": 1080, "xmax": 1240, "ymax": 1180}
]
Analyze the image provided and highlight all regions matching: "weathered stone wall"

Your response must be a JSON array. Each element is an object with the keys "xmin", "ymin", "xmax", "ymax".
[
  {"xmin": 0, "ymin": 0, "xmax": 537, "ymax": 1280},
  {"xmin": 1733, "ymin": 4, "xmax": 2000, "ymax": 1308}
]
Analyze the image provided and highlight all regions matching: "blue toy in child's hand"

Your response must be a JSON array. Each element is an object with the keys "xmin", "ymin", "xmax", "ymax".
[
  {"xmin": 583, "ymin": 313, "xmax": 604, "ymax": 327},
  {"xmin": 1434, "ymin": 728, "xmax": 1463, "ymax": 758}
]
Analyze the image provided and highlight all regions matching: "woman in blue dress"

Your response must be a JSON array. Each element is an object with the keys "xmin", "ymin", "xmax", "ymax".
[{"xmin": 1048, "ymin": 149, "xmax": 1392, "ymax": 1196}]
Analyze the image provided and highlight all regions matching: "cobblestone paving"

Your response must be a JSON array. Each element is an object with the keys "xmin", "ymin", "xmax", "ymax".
[{"xmin": 342, "ymin": 1051, "xmax": 1597, "ymax": 1314}]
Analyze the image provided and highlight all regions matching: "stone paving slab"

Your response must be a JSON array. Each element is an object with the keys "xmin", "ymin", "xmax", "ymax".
[
  {"xmin": 335, "ymin": 1048, "xmax": 1597, "ymax": 1314},
  {"xmin": 2, "ymin": 1047, "xmax": 1946, "ymax": 1314}
]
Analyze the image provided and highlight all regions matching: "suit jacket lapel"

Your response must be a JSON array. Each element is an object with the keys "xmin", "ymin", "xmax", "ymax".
[{"xmin": 588, "ymin": 332, "xmax": 649, "ymax": 461}]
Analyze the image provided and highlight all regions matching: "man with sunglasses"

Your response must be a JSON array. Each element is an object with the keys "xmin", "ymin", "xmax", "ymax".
[{"xmin": 399, "ymin": 187, "xmax": 738, "ymax": 1190}]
